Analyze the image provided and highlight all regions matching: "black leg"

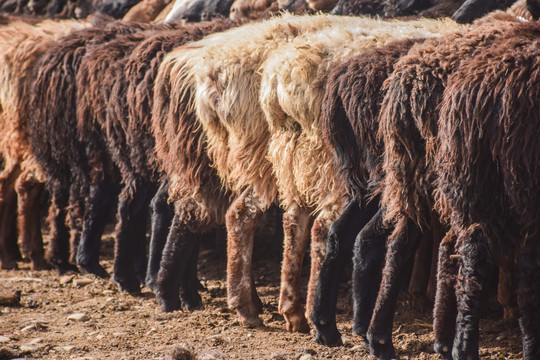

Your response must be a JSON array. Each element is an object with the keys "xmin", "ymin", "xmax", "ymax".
[
  {"xmin": 156, "ymin": 213, "xmax": 196, "ymax": 312},
  {"xmin": 311, "ymin": 196, "xmax": 378, "ymax": 346},
  {"xmin": 113, "ymin": 179, "xmax": 152, "ymax": 293},
  {"xmin": 452, "ymin": 225, "xmax": 491, "ymax": 360},
  {"xmin": 366, "ymin": 217, "xmax": 422, "ymax": 360},
  {"xmin": 76, "ymin": 178, "xmax": 118, "ymax": 278},
  {"xmin": 517, "ymin": 234, "xmax": 540, "ymax": 359},
  {"xmin": 180, "ymin": 240, "xmax": 202, "ymax": 310},
  {"xmin": 146, "ymin": 180, "xmax": 174, "ymax": 291}
]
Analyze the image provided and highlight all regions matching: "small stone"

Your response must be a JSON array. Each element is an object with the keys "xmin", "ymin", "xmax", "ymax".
[
  {"xmin": 59, "ymin": 275, "xmax": 74, "ymax": 285},
  {"xmin": 19, "ymin": 344, "xmax": 37, "ymax": 352},
  {"xmin": 67, "ymin": 313, "xmax": 89, "ymax": 322},
  {"xmin": 246, "ymin": 333, "xmax": 253, "ymax": 338},
  {"xmin": 299, "ymin": 355, "xmax": 313, "ymax": 360},
  {"xmin": 62, "ymin": 345, "xmax": 76, "ymax": 351},
  {"xmin": 28, "ymin": 338, "xmax": 43, "ymax": 345},
  {"xmin": 342, "ymin": 336, "xmax": 350, "ymax": 346},
  {"xmin": 96, "ymin": 334, "xmax": 105, "ymax": 340},
  {"xmin": 73, "ymin": 278, "xmax": 93, "ymax": 287},
  {"xmin": 88, "ymin": 331, "xmax": 99, "ymax": 336},
  {"xmin": 351, "ymin": 345, "xmax": 363, "ymax": 352},
  {"xmin": 0, "ymin": 336, "xmax": 10, "ymax": 342},
  {"xmin": 21, "ymin": 325, "xmax": 36, "ymax": 332},
  {"xmin": 198, "ymin": 350, "xmax": 226, "ymax": 360}
]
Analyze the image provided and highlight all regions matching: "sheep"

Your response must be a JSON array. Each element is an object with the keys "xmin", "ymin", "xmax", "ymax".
[
  {"xmin": 228, "ymin": 0, "xmax": 310, "ymax": 21},
  {"xmin": 121, "ymin": 19, "xmax": 236, "ymax": 293},
  {"xmin": 28, "ymin": 19, "xmax": 148, "ymax": 274},
  {"xmin": 122, "ymin": 0, "xmax": 171, "ymax": 22},
  {"xmin": 311, "ymin": 38, "xmax": 426, "ymax": 347},
  {"xmin": 0, "ymin": 19, "xmax": 86, "ymax": 270},
  {"xmin": 163, "ymin": 0, "xmax": 235, "ymax": 22},
  {"xmin": 434, "ymin": 19, "xmax": 540, "ymax": 360},
  {"xmin": 377, "ymin": 2, "xmax": 536, "ymax": 358},
  {"xmin": 97, "ymin": 0, "xmax": 141, "ymax": 18}
]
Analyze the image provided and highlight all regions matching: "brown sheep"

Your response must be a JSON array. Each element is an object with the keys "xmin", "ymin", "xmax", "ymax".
[{"xmin": 0, "ymin": 19, "xmax": 86, "ymax": 270}]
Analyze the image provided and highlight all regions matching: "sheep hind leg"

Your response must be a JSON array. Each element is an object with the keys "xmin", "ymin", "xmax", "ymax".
[
  {"xmin": 433, "ymin": 230, "xmax": 458, "ymax": 360},
  {"xmin": 113, "ymin": 179, "xmax": 153, "ymax": 293},
  {"xmin": 46, "ymin": 178, "xmax": 78, "ymax": 274},
  {"xmin": 0, "ymin": 164, "xmax": 22, "ymax": 269},
  {"xmin": 155, "ymin": 213, "xmax": 198, "ymax": 312},
  {"xmin": 146, "ymin": 180, "xmax": 174, "ymax": 292},
  {"xmin": 352, "ymin": 208, "xmax": 391, "ymax": 338},
  {"xmin": 498, "ymin": 247, "xmax": 518, "ymax": 320},
  {"xmin": 366, "ymin": 216, "xmax": 422, "ymax": 360},
  {"xmin": 15, "ymin": 174, "xmax": 48, "ymax": 270},
  {"xmin": 279, "ymin": 203, "xmax": 312, "ymax": 333},
  {"xmin": 180, "ymin": 240, "xmax": 202, "ymax": 311},
  {"xmin": 451, "ymin": 225, "xmax": 491, "ymax": 360},
  {"xmin": 76, "ymin": 178, "xmax": 118, "ymax": 278},
  {"xmin": 226, "ymin": 188, "xmax": 264, "ymax": 328},
  {"xmin": 517, "ymin": 233, "xmax": 540, "ymax": 359},
  {"xmin": 312, "ymin": 196, "xmax": 379, "ymax": 346}
]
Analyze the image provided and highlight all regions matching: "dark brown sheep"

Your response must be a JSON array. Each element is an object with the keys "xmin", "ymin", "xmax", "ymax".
[
  {"xmin": 28, "ymin": 19, "xmax": 148, "ymax": 274},
  {"xmin": 312, "ymin": 38, "xmax": 425, "ymax": 347},
  {"xmin": 377, "ymin": 4, "xmax": 534, "ymax": 358},
  {"xmin": 435, "ymin": 20, "xmax": 540, "ymax": 359}
]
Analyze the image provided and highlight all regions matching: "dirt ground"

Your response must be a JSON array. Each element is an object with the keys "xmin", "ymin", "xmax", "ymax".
[{"xmin": 0, "ymin": 232, "xmax": 523, "ymax": 360}]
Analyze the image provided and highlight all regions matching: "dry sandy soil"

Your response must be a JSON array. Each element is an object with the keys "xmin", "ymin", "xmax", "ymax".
[{"xmin": 0, "ymin": 232, "xmax": 523, "ymax": 360}]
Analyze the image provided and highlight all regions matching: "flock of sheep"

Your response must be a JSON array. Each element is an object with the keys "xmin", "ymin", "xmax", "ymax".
[{"xmin": 0, "ymin": 0, "xmax": 539, "ymax": 358}]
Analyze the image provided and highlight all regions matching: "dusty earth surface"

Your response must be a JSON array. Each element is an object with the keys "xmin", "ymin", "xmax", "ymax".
[{"xmin": 0, "ymin": 231, "xmax": 523, "ymax": 360}]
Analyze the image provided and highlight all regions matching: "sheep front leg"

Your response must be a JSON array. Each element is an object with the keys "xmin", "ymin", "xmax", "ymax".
[
  {"xmin": 433, "ymin": 230, "xmax": 457, "ymax": 360},
  {"xmin": 366, "ymin": 216, "xmax": 422, "ymax": 360},
  {"xmin": 46, "ymin": 178, "xmax": 78, "ymax": 274},
  {"xmin": 146, "ymin": 180, "xmax": 174, "ymax": 291},
  {"xmin": 352, "ymin": 208, "xmax": 391, "ymax": 337},
  {"xmin": 312, "ymin": 196, "xmax": 378, "ymax": 346},
  {"xmin": 452, "ymin": 225, "xmax": 490, "ymax": 360},
  {"xmin": 517, "ymin": 233, "xmax": 540, "ymax": 359},
  {"xmin": 15, "ymin": 173, "xmax": 47, "ymax": 270},
  {"xmin": 226, "ymin": 189, "xmax": 264, "ymax": 327},
  {"xmin": 279, "ymin": 203, "xmax": 312, "ymax": 333}
]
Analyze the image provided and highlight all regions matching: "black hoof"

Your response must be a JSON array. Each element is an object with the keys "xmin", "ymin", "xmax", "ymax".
[
  {"xmin": 113, "ymin": 273, "xmax": 141, "ymax": 294},
  {"xmin": 181, "ymin": 292, "xmax": 203, "ymax": 311},
  {"xmin": 314, "ymin": 322, "xmax": 343, "ymax": 346},
  {"xmin": 367, "ymin": 330, "xmax": 396, "ymax": 360},
  {"xmin": 145, "ymin": 276, "xmax": 158, "ymax": 292},
  {"xmin": 434, "ymin": 341, "xmax": 453, "ymax": 360},
  {"xmin": 79, "ymin": 262, "xmax": 109, "ymax": 278},
  {"xmin": 157, "ymin": 294, "xmax": 182, "ymax": 312}
]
